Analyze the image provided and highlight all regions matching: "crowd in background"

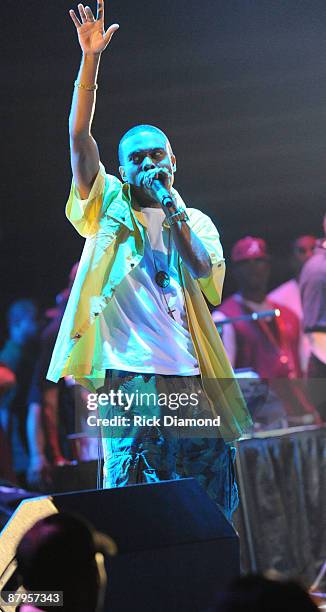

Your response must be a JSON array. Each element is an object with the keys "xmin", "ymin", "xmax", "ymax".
[
  {"xmin": 212, "ymin": 230, "xmax": 325, "ymax": 430},
  {"xmin": 1, "ymin": 216, "xmax": 325, "ymax": 491},
  {"xmin": 0, "ymin": 264, "xmax": 81, "ymax": 490}
]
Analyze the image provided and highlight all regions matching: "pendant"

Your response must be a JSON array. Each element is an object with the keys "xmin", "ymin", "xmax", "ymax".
[{"xmin": 155, "ymin": 270, "xmax": 170, "ymax": 288}]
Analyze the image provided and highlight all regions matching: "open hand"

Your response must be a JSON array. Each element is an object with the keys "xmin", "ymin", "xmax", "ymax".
[{"xmin": 69, "ymin": 1, "xmax": 119, "ymax": 55}]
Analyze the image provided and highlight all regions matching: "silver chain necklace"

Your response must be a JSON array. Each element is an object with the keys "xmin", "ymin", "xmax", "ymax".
[{"xmin": 147, "ymin": 228, "xmax": 176, "ymax": 320}]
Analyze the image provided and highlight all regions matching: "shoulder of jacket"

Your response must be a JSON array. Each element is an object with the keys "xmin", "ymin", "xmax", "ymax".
[
  {"xmin": 186, "ymin": 207, "xmax": 217, "ymax": 228},
  {"xmin": 103, "ymin": 173, "xmax": 123, "ymax": 192}
]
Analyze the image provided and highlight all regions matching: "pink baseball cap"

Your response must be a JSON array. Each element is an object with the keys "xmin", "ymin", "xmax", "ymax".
[{"xmin": 231, "ymin": 236, "xmax": 270, "ymax": 263}]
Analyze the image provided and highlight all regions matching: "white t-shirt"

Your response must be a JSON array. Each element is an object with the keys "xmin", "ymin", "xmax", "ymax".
[{"xmin": 100, "ymin": 207, "xmax": 199, "ymax": 375}]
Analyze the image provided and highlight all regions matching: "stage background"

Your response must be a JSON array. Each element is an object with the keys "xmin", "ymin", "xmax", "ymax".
[{"xmin": 2, "ymin": 0, "xmax": 326, "ymax": 333}]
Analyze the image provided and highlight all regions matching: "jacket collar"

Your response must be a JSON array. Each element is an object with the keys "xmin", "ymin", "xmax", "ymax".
[{"xmin": 104, "ymin": 183, "xmax": 134, "ymax": 231}]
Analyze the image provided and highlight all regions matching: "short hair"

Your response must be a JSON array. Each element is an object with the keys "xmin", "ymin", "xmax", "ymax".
[
  {"xmin": 118, "ymin": 124, "xmax": 173, "ymax": 163},
  {"xmin": 16, "ymin": 513, "xmax": 115, "ymax": 612}
]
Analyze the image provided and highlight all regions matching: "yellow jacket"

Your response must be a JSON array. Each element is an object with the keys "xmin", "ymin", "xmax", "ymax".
[{"xmin": 47, "ymin": 163, "xmax": 252, "ymax": 442}]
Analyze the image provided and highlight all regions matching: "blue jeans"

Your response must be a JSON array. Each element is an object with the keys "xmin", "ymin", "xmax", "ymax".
[{"xmin": 100, "ymin": 371, "xmax": 238, "ymax": 521}]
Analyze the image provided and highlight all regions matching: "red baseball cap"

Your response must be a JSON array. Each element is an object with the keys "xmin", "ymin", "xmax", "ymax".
[{"xmin": 231, "ymin": 236, "xmax": 270, "ymax": 263}]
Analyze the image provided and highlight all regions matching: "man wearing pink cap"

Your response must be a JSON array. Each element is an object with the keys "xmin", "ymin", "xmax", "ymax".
[{"xmin": 213, "ymin": 236, "xmax": 320, "ymax": 425}]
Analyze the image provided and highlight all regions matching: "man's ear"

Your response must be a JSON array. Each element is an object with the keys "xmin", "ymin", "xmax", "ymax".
[
  {"xmin": 172, "ymin": 154, "xmax": 177, "ymax": 173},
  {"xmin": 119, "ymin": 165, "xmax": 127, "ymax": 182}
]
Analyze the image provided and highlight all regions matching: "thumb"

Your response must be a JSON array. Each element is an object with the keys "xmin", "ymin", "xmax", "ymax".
[{"xmin": 104, "ymin": 23, "xmax": 120, "ymax": 45}]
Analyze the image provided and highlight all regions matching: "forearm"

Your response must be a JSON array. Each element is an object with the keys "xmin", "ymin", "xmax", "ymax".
[
  {"xmin": 69, "ymin": 53, "xmax": 102, "ymax": 197},
  {"xmin": 171, "ymin": 223, "xmax": 212, "ymax": 278},
  {"xmin": 43, "ymin": 389, "xmax": 63, "ymax": 462},
  {"xmin": 27, "ymin": 403, "xmax": 47, "ymax": 460},
  {"xmin": 69, "ymin": 52, "xmax": 101, "ymax": 139},
  {"xmin": 165, "ymin": 202, "xmax": 212, "ymax": 278}
]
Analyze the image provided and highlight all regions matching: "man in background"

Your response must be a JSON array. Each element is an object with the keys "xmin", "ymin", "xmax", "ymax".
[
  {"xmin": 16, "ymin": 513, "xmax": 116, "ymax": 612},
  {"xmin": 300, "ymin": 214, "xmax": 326, "ymax": 421},
  {"xmin": 269, "ymin": 235, "xmax": 316, "ymax": 372},
  {"xmin": 27, "ymin": 264, "xmax": 79, "ymax": 489},
  {"xmin": 213, "ymin": 236, "xmax": 320, "ymax": 425},
  {"xmin": 0, "ymin": 300, "xmax": 39, "ymax": 484}
]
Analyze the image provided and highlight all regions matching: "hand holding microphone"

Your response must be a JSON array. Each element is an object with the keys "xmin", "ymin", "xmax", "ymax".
[{"xmin": 142, "ymin": 169, "xmax": 175, "ymax": 208}]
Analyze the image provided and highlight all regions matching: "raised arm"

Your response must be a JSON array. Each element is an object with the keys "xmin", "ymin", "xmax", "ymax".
[{"xmin": 69, "ymin": 1, "xmax": 119, "ymax": 198}]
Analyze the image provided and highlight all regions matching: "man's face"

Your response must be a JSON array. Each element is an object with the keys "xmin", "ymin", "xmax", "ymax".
[
  {"xmin": 293, "ymin": 236, "xmax": 316, "ymax": 262},
  {"xmin": 119, "ymin": 130, "xmax": 176, "ymax": 193},
  {"xmin": 292, "ymin": 235, "xmax": 316, "ymax": 275},
  {"xmin": 19, "ymin": 315, "xmax": 38, "ymax": 340},
  {"xmin": 11, "ymin": 313, "xmax": 38, "ymax": 345},
  {"xmin": 233, "ymin": 258, "xmax": 270, "ymax": 293}
]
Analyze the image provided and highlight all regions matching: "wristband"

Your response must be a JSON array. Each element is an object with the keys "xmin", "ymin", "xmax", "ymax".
[
  {"xmin": 165, "ymin": 209, "xmax": 189, "ymax": 226},
  {"xmin": 74, "ymin": 80, "xmax": 98, "ymax": 91}
]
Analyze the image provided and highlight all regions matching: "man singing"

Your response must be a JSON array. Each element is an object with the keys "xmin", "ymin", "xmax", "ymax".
[{"xmin": 47, "ymin": 1, "xmax": 252, "ymax": 520}]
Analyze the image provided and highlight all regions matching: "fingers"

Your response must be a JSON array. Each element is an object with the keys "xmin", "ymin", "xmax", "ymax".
[
  {"xmin": 70, "ymin": 1, "xmax": 119, "ymax": 47},
  {"xmin": 97, "ymin": 0, "xmax": 104, "ymax": 21},
  {"xmin": 84, "ymin": 5, "xmax": 95, "ymax": 21},
  {"xmin": 78, "ymin": 3, "xmax": 88, "ymax": 22},
  {"xmin": 69, "ymin": 9, "xmax": 82, "ymax": 28},
  {"xmin": 154, "ymin": 168, "xmax": 172, "ymax": 182},
  {"xmin": 103, "ymin": 23, "xmax": 120, "ymax": 44},
  {"xmin": 69, "ymin": 4, "xmax": 96, "ymax": 27},
  {"xmin": 142, "ymin": 174, "xmax": 152, "ymax": 189},
  {"xmin": 143, "ymin": 168, "xmax": 169, "ymax": 188}
]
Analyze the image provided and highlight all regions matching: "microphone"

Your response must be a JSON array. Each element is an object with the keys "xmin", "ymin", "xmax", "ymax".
[
  {"xmin": 215, "ymin": 308, "xmax": 280, "ymax": 328},
  {"xmin": 149, "ymin": 177, "xmax": 174, "ymax": 208}
]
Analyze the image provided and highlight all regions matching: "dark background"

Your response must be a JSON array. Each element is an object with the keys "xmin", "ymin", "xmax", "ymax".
[{"xmin": 2, "ymin": 0, "xmax": 326, "ymax": 332}]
